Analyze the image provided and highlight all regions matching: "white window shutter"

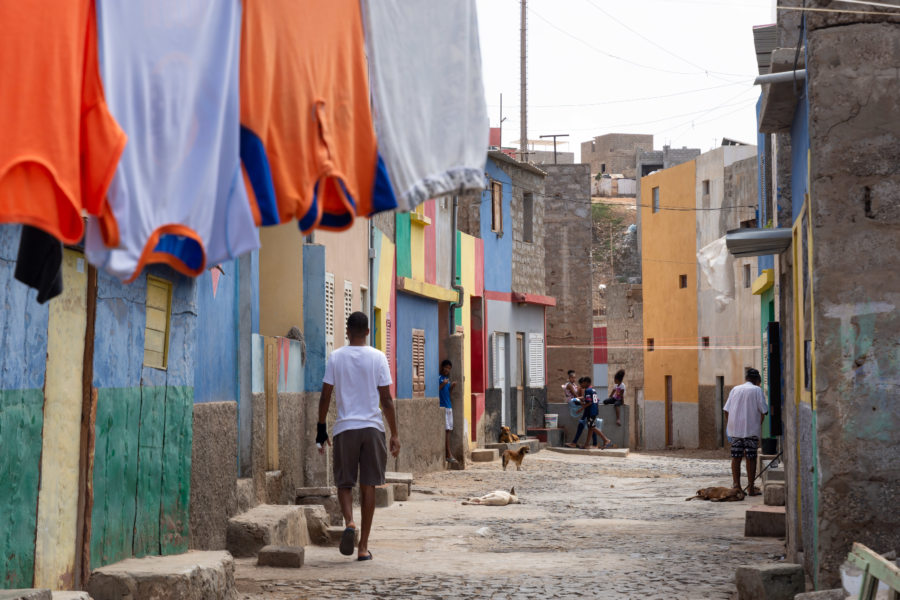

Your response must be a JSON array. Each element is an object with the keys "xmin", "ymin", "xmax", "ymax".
[
  {"xmin": 325, "ymin": 273, "xmax": 335, "ymax": 357},
  {"xmin": 343, "ymin": 281, "xmax": 353, "ymax": 343},
  {"xmin": 528, "ymin": 333, "xmax": 544, "ymax": 388}
]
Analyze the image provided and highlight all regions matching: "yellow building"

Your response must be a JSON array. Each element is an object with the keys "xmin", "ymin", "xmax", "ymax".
[{"xmin": 640, "ymin": 160, "xmax": 699, "ymax": 448}]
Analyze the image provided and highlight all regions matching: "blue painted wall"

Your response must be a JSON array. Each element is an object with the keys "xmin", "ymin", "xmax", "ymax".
[
  {"xmin": 303, "ymin": 244, "xmax": 326, "ymax": 392},
  {"xmin": 395, "ymin": 292, "xmax": 439, "ymax": 399},
  {"xmin": 194, "ymin": 260, "xmax": 239, "ymax": 403},
  {"xmin": 791, "ymin": 94, "xmax": 810, "ymax": 224},
  {"xmin": 481, "ymin": 158, "xmax": 512, "ymax": 293},
  {"xmin": 756, "ymin": 97, "xmax": 776, "ymax": 273}
]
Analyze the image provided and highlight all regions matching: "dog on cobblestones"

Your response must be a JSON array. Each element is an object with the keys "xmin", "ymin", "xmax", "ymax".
[
  {"xmin": 685, "ymin": 487, "xmax": 745, "ymax": 502},
  {"xmin": 462, "ymin": 487, "xmax": 520, "ymax": 505},
  {"xmin": 501, "ymin": 446, "xmax": 529, "ymax": 471},
  {"xmin": 498, "ymin": 426, "xmax": 519, "ymax": 443}
]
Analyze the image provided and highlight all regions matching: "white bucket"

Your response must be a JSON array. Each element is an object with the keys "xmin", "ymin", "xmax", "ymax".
[{"xmin": 544, "ymin": 414, "xmax": 558, "ymax": 428}]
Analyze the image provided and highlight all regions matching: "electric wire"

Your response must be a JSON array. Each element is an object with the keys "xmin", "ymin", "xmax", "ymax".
[{"xmin": 778, "ymin": 4, "xmax": 900, "ymax": 16}]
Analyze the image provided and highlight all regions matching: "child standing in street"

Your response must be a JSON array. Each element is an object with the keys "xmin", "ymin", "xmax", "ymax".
[
  {"xmin": 581, "ymin": 376, "xmax": 614, "ymax": 449},
  {"xmin": 439, "ymin": 359, "xmax": 458, "ymax": 465}
]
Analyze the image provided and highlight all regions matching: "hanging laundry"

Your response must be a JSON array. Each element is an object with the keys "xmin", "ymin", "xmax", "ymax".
[
  {"xmin": 0, "ymin": 0, "xmax": 125, "ymax": 244},
  {"xmin": 240, "ymin": 0, "xmax": 396, "ymax": 233},
  {"xmin": 87, "ymin": 0, "xmax": 259, "ymax": 283},
  {"xmin": 14, "ymin": 226, "xmax": 64, "ymax": 304},
  {"xmin": 361, "ymin": 0, "xmax": 490, "ymax": 211}
]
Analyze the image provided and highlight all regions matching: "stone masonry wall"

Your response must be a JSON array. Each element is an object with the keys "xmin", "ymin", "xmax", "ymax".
[
  {"xmin": 581, "ymin": 134, "xmax": 653, "ymax": 178},
  {"xmin": 606, "ymin": 284, "xmax": 644, "ymax": 448},
  {"xmin": 806, "ymin": 19, "xmax": 900, "ymax": 588},
  {"xmin": 543, "ymin": 164, "xmax": 593, "ymax": 387}
]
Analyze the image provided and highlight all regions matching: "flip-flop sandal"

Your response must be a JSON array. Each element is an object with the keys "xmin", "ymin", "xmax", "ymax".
[
  {"xmin": 603, "ymin": 442, "xmax": 616, "ymax": 449},
  {"xmin": 357, "ymin": 551, "xmax": 373, "ymax": 561},
  {"xmin": 339, "ymin": 527, "xmax": 356, "ymax": 556},
  {"xmin": 748, "ymin": 487, "xmax": 762, "ymax": 496}
]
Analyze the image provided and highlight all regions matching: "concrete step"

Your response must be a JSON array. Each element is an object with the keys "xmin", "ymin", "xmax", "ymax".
[
  {"xmin": 764, "ymin": 482, "xmax": 785, "ymax": 506},
  {"xmin": 734, "ymin": 563, "xmax": 803, "ymax": 600},
  {"xmin": 295, "ymin": 487, "xmax": 342, "ymax": 526},
  {"xmin": 484, "ymin": 438, "xmax": 541, "ymax": 454},
  {"xmin": 0, "ymin": 591, "xmax": 51, "ymax": 600},
  {"xmin": 257, "ymin": 545, "xmax": 304, "ymax": 569},
  {"xmin": 86, "ymin": 551, "xmax": 235, "ymax": 600},
  {"xmin": 745, "ymin": 505, "xmax": 786, "ymax": 537},
  {"xmin": 235, "ymin": 478, "xmax": 256, "ymax": 514},
  {"xmin": 763, "ymin": 468, "xmax": 785, "ymax": 484},
  {"xmin": 226, "ymin": 504, "xmax": 309, "ymax": 558},
  {"xmin": 471, "ymin": 448, "xmax": 499, "ymax": 462},
  {"xmin": 545, "ymin": 446, "xmax": 630, "ymax": 458},
  {"xmin": 297, "ymin": 505, "xmax": 331, "ymax": 545},
  {"xmin": 391, "ymin": 482, "xmax": 409, "ymax": 501},
  {"xmin": 324, "ymin": 526, "xmax": 360, "ymax": 548},
  {"xmin": 525, "ymin": 427, "xmax": 566, "ymax": 447},
  {"xmin": 52, "ymin": 593, "xmax": 92, "ymax": 600},
  {"xmin": 384, "ymin": 472, "xmax": 414, "ymax": 496},
  {"xmin": 375, "ymin": 484, "xmax": 394, "ymax": 508}
]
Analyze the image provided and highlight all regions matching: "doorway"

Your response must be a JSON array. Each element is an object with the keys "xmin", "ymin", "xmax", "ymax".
[
  {"xmin": 516, "ymin": 333, "xmax": 525, "ymax": 435},
  {"xmin": 716, "ymin": 376, "xmax": 725, "ymax": 447},
  {"xmin": 665, "ymin": 375, "xmax": 673, "ymax": 446},
  {"xmin": 496, "ymin": 334, "xmax": 507, "ymax": 426}
]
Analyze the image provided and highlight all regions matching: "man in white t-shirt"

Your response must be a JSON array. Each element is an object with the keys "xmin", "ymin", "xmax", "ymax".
[
  {"xmin": 316, "ymin": 311, "xmax": 401, "ymax": 561},
  {"xmin": 723, "ymin": 368, "xmax": 768, "ymax": 495}
]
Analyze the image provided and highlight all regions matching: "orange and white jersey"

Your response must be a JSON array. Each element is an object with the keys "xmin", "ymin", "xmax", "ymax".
[
  {"xmin": 0, "ymin": 0, "xmax": 125, "ymax": 244},
  {"xmin": 87, "ymin": 0, "xmax": 259, "ymax": 283}
]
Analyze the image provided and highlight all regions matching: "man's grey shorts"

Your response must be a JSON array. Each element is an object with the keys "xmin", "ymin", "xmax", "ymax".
[{"xmin": 333, "ymin": 427, "xmax": 388, "ymax": 489}]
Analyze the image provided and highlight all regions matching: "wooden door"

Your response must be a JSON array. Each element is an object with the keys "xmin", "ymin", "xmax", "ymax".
[
  {"xmin": 665, "ymin": 375, "xmax": 673, "ymax": 447},
  {"xmin": 516, "ymin": 334, "xmax": 525, "ymax": 435}
]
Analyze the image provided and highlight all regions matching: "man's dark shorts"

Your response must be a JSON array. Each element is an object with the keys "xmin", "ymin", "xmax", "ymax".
[
  {"xmin": 730, "ymin": 436, "xmax": 759, "ymax": 459},
  {"xmin": 333, "ymin": 427, "xmax": 388, "ymax": 489}
]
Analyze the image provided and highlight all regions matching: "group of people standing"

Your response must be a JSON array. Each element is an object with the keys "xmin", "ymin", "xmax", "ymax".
[{"xmin": 563, "ymin": 369, "xmax": 626, "ymax": 449}]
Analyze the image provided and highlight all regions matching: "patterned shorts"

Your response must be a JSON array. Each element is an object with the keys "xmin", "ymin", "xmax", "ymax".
[{"xmin": 730, "ymin": 436, "xmax": 759, "ymax": 459}]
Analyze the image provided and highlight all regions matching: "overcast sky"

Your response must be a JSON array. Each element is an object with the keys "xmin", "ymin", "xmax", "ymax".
[{"xmin": 475, "ymin": 0, "xmax": 776, "ymax": 162}]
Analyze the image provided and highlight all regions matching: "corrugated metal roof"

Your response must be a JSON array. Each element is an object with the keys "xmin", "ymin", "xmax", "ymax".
[{"xmin": 752, "ymin": 24, "xmax": 777, "ymax": 75}]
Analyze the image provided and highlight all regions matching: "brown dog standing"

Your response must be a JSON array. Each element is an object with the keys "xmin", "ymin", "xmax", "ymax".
[{"xmin": 502, "ymin": 446, "xmax": 529, "ymax": 471}]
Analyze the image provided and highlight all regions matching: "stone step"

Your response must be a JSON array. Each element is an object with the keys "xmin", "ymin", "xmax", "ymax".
[
  {"xmin": 235, "ymin": 478, "xmax": 257, "ymax": 515},
  {"xmin": 295, "ymin": 486, "xmax": 342, "ymax": 527},
  {"xmin": 391, "ymin": 482, "xmax": 409, "ymax": 501},
  {"xmin": 471, "ymin": 448, "xmax": 499, "ymax": 462},
  {"xmin": 226, "ymin": 504, "xmax": 309, "ymax": 558},
  {"xmin": 545, "ymin": 446, "xmax": 630, "ymax": 458},
  {"xmin": 734, "ymin": 563, "xmax": 803, "ymax": 600},
  {"xmin": 52, "ymin": 593, "xmax": 92, "ymax": 600},
  {"xmin": 0, "ymin": 591, "xmax": 51, "ymax": 600},
  {"xmin": 745, "ymin": 505, "xmax": 786, "ymax": 537},
  {"xmin": 384, "ymin": 472, "xmax": 414, "ymax": 496},
  {"xmin": 297, "ymin": 505, "xmax": 331, "ymax": 545},
  {"xmin": 763, "ymin": 468, "xmax": 785, "ymax": 483},
  {"xmin": 764, "ymin": 482, "xmax": 785, "ymax": 506},
  {"xmin": 257, "ymin": 545, "xmax": 304, "ymax": 569},
  {"xmin": 86, "ymin": 551, "xmax": 234, "ymax": 600},
  {"xmin": 375, "ymin": 484, "xmax": 394, "ymax": 508},
  {"xmin": 324, "ymin": 526, "xmax": 360, "ymax": 548},
  {"xmin": 484, "ymin": 438, "xmax": 541, "ymax": 454}
]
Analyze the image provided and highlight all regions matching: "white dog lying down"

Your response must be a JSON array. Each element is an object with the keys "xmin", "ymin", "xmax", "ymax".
[{"xmin": 462, "ymin": 487, "xmax": 519, "ymax": 506}]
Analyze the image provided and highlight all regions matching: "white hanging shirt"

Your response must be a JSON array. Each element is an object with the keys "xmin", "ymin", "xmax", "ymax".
[
  {"xmin": 323, "ymin": 345, "xmax": 393, "ymax": 437},
  {"xmin": 87, "ymin": 0, "xmax": 259, "ymax": 282},
  {"xmin": 723, "ymin": 381, "xmax": 768, "ymax": 439},
  {"xmin": 361, "ymin": 0, "xmax": 490, "ymax": 211}
]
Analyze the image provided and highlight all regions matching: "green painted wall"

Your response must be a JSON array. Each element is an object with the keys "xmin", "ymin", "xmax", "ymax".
[
  {"xmin": 90, "ymin": 386, "xmax": 193, "ymax": 570},
  {"xmin": 761, "ymin": 287, "xmax": 775, "ymax": 438},
  {"xmin": 396, "ymin": 213, "xmax": 412, "ymax": 279},
  {"xmin": 0, "ymin": 389, "xmax": 43, "ymax": 588}
]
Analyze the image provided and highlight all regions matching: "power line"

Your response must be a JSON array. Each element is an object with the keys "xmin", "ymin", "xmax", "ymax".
[
  {"xmin": 778, "ymin": 3, "xmax": 900, "ymax": 15},
  {"xmin": 594, "ymin": 200, "xmax": 757, "ymax": 212},
  {"xmin": 581, "ymin": 0, "xmax": 749, "ymax": 79}
]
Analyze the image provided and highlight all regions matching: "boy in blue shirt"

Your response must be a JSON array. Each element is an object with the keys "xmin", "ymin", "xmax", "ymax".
[
  {"xmin": 439, "ymin": 359, "xmax": 458, "ymax": 464},
  {"xmin": 581, "ymin": 377, "xmax": 613, "ymax": 449}
]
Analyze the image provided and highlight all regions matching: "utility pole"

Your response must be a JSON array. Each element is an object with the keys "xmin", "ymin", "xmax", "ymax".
[
  {"xmin": 520, "ymin": 0, "xmax": 527, "ymax": 158},
  {"xmin": 539, "ymin": 133, "xmax": 569, "ymax": 164},
  {"xmin": 499, "ymin": 93, "xmax": 507, "ymax": 149}
]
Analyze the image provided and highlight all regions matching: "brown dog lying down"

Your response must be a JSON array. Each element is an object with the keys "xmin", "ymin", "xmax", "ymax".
[
  {"xmin": 502, "ymin": 446, "xmax": 529, "ymax": 471},
  {"xmin": 685, "ymin": 487, "xmax": 745, "ymax": 502},
  {"xmin": 498, "ymin": 426, "xmax": 519, "ymax": 443},
  {"xmin": 462, "ymin": 487, "xmax": 519, "ymax": 505}
]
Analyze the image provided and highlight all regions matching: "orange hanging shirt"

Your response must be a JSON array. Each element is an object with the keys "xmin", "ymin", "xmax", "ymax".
[
  {"xmin": 0, "ymin": 0, "xmax": 125, "ymax": 245},
  {"xmin": 240, "ymin": 0, "xmax": 396, "ymax": 233}
]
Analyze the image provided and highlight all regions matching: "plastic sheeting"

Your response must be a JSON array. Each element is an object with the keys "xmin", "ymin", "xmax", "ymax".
[{"xmin": 697, "ymin": 236, "xmax": 734, "ymax": 310}]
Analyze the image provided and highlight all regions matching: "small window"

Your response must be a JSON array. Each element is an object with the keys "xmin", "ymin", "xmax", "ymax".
[
  {"xmin": 491, "ymin": 181, "xmax": 503, "ymax": 233},
  {"xmin": 412, "ymin": 329, "xmax": 425, "ymax": 397},
  {"xmin": 325, "ymin": 273, "xmax": 335, "ymax": 357},
  {"xmin": 647, "ymin": 338, "xmax": 654, "ymax": 352},
  {"xmin": 702, "ymin": 336, "xmax": 710, "ymax": 348},
  {"xmin": 601, "ymin": 163, "xmax": 606, "ymax": 173},
  {"xmin": 702, "ymin": 179, "xmax": 710, "ymax": 196},
  {"xmin": 679, "ymin": 274, "xmax": 687, "ymax": 289},
  {"xmin": 652, "ymin": 187, "xmax": 660, "ymax": 213},
  {"xmin": 144, "ymin": 276, "xmax": 173, "ymax": 369},
  {"xmin": 360, "ymin": 285, "xmax": 369, "ymax": 314},
  {"xmin": 743, "ymin": 264, "xmax": 752, "ymax": 288},
  {"xmin": 522, "ymin": 192, "xmax": 534, "ymax": 243}
]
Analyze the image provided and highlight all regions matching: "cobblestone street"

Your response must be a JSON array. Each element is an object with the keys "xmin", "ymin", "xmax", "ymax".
[{"xmin": 235, "ymin": 450, "xmax": 784, "ymax": 599}]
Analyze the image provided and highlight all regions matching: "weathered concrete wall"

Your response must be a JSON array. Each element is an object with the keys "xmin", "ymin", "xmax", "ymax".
[
  {"xmin": 543, "ymin": 164, "xmax": 593, "ymax": 388},
  {"xmin": 807, "ymin": 20, "xmax": 900, "ymax": 588},
  {"xmin": 318, "ymin": 219, "xmax": 369, "ymax": 352},
  {"xmin": 482, "ymin": 389, "xmax": 503, "ymax": 444},
  {"xmin": 606, "ymin": 284, "xmax": 643, "ymax": 448},
  {"xmin": 531, "ymin": 150, "xmax": 575, "ymax": 165},
  {"xmin": 581, "ymin": 134, "xmax": 653, "ymax": 178},
  {"xmin": 190, "ymin": 402, "xmax": 238, "ymax": 550},
  {"xmin": 548, "ymin": 403, "xmax": 630, "ymax": 449},
  {"xmin": 384, "ymin": 397, "xmax": 445, "ymax": 476}
]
